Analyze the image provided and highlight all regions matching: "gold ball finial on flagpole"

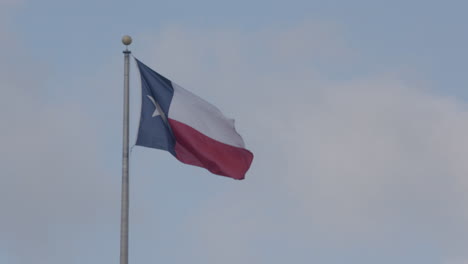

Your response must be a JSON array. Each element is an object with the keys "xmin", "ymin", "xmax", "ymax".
[{"xmin": 122, "ymin": 35, "xmax": 132, "ymax": 46}]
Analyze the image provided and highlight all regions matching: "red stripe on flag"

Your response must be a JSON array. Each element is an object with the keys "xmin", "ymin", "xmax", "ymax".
[{"xmin": 169, "ymin": 119, "xmax": 253, "ymax": 180}]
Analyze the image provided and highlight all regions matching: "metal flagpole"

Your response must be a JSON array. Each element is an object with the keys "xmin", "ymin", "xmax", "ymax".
[{"xmin": 120, "ymin": 35, "xmax": 132, "ymax": 264}]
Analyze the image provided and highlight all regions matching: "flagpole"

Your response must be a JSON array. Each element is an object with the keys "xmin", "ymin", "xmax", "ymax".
[{"xmin": 120, "ymin": 35, "xmax": 132, "ymax": 264}]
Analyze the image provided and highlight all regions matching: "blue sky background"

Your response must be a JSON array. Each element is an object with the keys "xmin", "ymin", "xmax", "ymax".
[{"xmin": 2, "ymin": 0, "xmax": 468, "ymax": 263}]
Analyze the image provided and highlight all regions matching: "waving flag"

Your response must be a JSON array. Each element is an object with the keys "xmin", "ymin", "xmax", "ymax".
[{"xmin": 135, "ymin": 58, "xmax": 253, "ymax": 180}]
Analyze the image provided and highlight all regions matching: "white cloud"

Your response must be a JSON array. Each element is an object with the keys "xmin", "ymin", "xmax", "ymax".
[
  {"xmin": 444, "ymin": 259, "xmax": 468, "ymax": 264},
  {"xmin": 0, "ymin": 16, "xmax": 119, "ymax": 264},
  {"xmin": 0, "ymin": 0, "xmax": 22, "ymax": 5},
  {"xmin": 137, "ymin": 22, "xmax": 468, "ymax": 263},
  {"xmin": 2, "ymin": 14, "xmax": 468, "ymax": 263}
]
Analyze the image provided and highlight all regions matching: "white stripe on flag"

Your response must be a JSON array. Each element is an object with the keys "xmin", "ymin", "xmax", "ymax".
[{"xmin": 168, "ymin": 82, "xmax": 246, "ymax": 148}]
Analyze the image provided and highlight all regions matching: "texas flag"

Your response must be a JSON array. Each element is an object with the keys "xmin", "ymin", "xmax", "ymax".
[{"xmin": 134, "ymin": 58, "xmax": 253, "ymax": 180}]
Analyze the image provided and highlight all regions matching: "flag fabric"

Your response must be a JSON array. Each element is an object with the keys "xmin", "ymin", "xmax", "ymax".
[{"xmin": 134, "ymin": 58, "xmax": 253, "ymax": 180}]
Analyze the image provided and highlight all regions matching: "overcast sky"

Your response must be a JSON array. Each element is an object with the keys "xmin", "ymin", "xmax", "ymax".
[{"xmin": 2, "ymin": 0, "xmax": 468, "ymax": 263}]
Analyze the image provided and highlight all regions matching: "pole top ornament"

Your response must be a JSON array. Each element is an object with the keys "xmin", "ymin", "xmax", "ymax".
[{"xmin": 122, "ymin": 35, "xmax": 132, "ymax": 46}]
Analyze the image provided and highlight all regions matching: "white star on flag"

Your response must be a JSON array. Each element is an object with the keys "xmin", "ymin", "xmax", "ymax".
[{"xmin": 147, "ymin": 95, "xmax": 161, "ymax": 117}]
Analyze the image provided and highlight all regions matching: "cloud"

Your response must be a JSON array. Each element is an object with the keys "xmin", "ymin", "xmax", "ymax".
[
  {"xmin": 0, "ymin": 0, "xmax": 22, "ymax": 6},
  {"xmin": 0, "ymin": 15, "xmax": 119, "ymax": 264},
  {"xmin": 2, "ymin": 14, "xmax": 468, "ymax": 263},
  {"xmin": 445, "ymin": 260, "xmax": 468, "ymax": 264},
  {"xmin": 137, "ymin": 22, "xmax": 468, "ymax": 263}
]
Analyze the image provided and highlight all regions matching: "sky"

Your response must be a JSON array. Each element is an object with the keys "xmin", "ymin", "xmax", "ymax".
[{"xmin": 1, "ymin": 0, "xmax": 468, "ymax": 263}]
